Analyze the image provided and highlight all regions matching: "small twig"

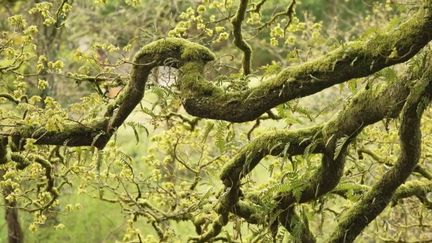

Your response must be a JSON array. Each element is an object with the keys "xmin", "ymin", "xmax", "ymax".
[
  {"xmin": 257, "ymin": 0, "xmax": 296, "ymax": 33},
  {"xmin": 0, "ymin": 93, "xmax": 19, "ymax": 104},
  {"xmin": 250, "ymin": 0, "xmax": 268, "ymax": 13}
]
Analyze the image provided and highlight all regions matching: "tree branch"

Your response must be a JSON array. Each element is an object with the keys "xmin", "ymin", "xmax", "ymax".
[
  {"xmin": 198, "ymin": 68, "xmax": 413, "ymax": 241},
  {"xmin": 232, "ymin": 0, "xmax": 253, "ymax": 75},
  {"xmin": 359, "ymin": 147, "xmax": 432, "ymax": 180},
  {"xmin": 328, "ymin": 72, "xmax": 432, "ymax": 243},
  {"xmin": 6, "ymin": 2, "xmax": 432, "ymax": 151},
  {"xmin": 333, "ymin": 180, "xmax": 432, "ymax": 209},
  {"xmin": 180, "ymin": 1, "xmax": 432, "ymax": 121}
]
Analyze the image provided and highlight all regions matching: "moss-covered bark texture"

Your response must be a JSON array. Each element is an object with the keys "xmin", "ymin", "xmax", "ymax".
[{"xmin": 4, "ymin": 1, "xmax": 432, "ymax": 242}]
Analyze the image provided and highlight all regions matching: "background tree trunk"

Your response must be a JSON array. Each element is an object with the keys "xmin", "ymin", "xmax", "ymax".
[{"xmin": 2, "ymin": 185, "xmax": 23, "ymax": 243}]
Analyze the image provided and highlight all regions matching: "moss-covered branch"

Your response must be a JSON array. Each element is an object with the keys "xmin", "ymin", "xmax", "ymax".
[
  {"xmin": 328, "ymin": 74, "xmax": 432, "ymax": 243},
  {"xmin": 196, "ymin": 70, "xmax": 413, "ymax": 241},
  {"xmin": 9, "ymin": 119, "xmax": 110, "ymax": 149},
  {"xmin": 180, "ymin": 1, "xmax": 432, "ymax": 122},
  {"xmin": 333, "ymin": 180, "xmax": 432, "ymax": 208},
  {"xmin": 392, "ymin": 180, "xmax": 432, "ymax": 208},
  {"xmin": 7, "ymin": 39, "xmax": 215, "ymax": 149},
  {"xmin": 8, "ymin": 1, "xmax": 432, "ymax": 148},
  {"xmin": 220, "ymin": 74, "xmax": 411, "ymax": 194}
]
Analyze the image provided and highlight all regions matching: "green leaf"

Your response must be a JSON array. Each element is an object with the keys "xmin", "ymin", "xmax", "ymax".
[{"xmin": 334, "ymin": 136, "xmax": 349, "ymax": 160}]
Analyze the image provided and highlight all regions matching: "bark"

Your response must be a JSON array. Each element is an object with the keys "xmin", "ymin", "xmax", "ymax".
[
  {"xmin": 2, "ymin": 186, "xmax": 23, "ymax": 243},
  {"xmin": 5, "ymin": 0, "xmax": 432, "ymax": 148},
  {"xmin": 2, "ymin": 2, "xmax": 432, "ymax": 243},
  {"xmin": 0, "ymin": 139, "xmax": 23, "ymax": 243},
  {"xmin": 328, "ymin": 75, "xmax": 432, "ymax": 243},
  {"xmin": 195, "ymin": 71, "xmax": 414, "ymax": 242}
]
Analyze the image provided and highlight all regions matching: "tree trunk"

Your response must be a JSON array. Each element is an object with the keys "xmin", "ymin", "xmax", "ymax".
[
  {"xmin": 3, "ymin": 189, "xmax": 23, "ymax": 243},
  {"xmin": 1, "ymin": 168, "xmax": 23, "ymax": 243}
]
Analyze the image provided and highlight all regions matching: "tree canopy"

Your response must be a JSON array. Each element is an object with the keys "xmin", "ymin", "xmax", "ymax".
[{"xmin": 1, "ymin": 0, "xmax": 432, "ymax": 242}]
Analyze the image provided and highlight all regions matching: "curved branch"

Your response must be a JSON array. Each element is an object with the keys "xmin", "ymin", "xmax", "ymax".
[
  {"xmin": 180, "ymin": 2, "xmax": 432, "ymax": 122},
  {"xmin": 257, "ymin": 0, "xmax": 296, "ymax": 31},
  {"xmin": 8, "ymin": 39, "xmax": 216, "ymax": 149},
  {"xmin": 10, "ymin": 153, "xmax": 59, "ymax": 212},
  {"xmin": 7, "ymin": 2, "xmax": 432, "ymax": 149},
  {"xmin": 198, "ymin": 71, "xmax": 412, "ymax": 241},
  {"xmin": 10, "ymin": 119, "xmax": 110, "ymax": 149},
  {"xmin": 328, "ymin": 75, "xmax": 431, "ymax": 243},
  {"xmin": 0, "ymin": 93, "xmax": 20, "ymax": 104},
  {"xmin": 232, "ymin": 0, "xmax": 253, "ymax": 75},
  {"xmin": 221, "ymin": 74, "xmax": 411, "ymax": 189}
]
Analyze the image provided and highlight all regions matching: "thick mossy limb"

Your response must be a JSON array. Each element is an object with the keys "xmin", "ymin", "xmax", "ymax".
[
  {"xmin": 190, "ymin": 187, "xmax": 236, "ymax": 242},
  {"xmin": 275, "ymin": 133, "xmax": 351, "ymax": 240},
  {"xmin": 393, "ymin": 180, "xmax": 432, "ymax": 203},
  {"xmin": 9, "ymin": 0, "xmax": 432, "ymax": 146},
  {"xmin": 270, "ymin": 77, "xmax": 413, "ymax": 236},
  {"xmin": 328, "ymin": 77, "xmax": 432, "ymax": 243},
  {"xmin": 12, "ymin": 119, "xmax": 110, "ymax": 149},
  {"xmin": 220, "ymin": 127, "xmax": 321, "ymax": 187},
  {"xmin": 398, "ymin": 179, "xmax": 431, "ymax": 198},
  {"xmin": 181, "ymin": 1, "xmax": 432, "ymax": 122},
  {"xmin": 232, "ymin": 200, "xmax": 263, "ymax": 224},
  {"xmin": 213, "ymin": 76, "xmax": 413, "ymax": 240},
  {"xmin": 9, "ymin": 38, "xmax": 216, "ymax": 149},
  {"xmin": 220, "ymin": 74, "xmax": 411, "ymax": 195},
  {"xmin": 277, "ymin": 137, "xmax": 350, "ymax": 205},
  {"xmin": 107, "ymin": 38, "xmax": 215, "ymax": 132}
]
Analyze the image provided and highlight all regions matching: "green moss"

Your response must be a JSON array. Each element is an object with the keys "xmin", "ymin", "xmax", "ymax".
[
  {"xmin": 395, "ymin": 180, "xmax": 432, "ymax": 199},
  {"xmin": 179, "ymin": 61, "xmax": 221, "ymax": 97},
  {"xmin": 136, "ymin": 38, "xmax": 215, "ymax": 63},
  {"xmin": 219, "ymin": 126, "xmax": 320, "ymax": 185},
  {"xmin": 180, "ymin": 41, "xmax": 215, "ymax": 62}
]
